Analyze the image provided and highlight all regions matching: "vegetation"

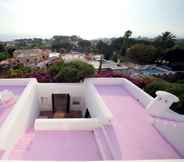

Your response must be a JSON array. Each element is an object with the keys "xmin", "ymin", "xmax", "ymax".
[
  {"xmin": 0, "ymin": 43, "xmax": 14, "ymax": 61},
  {"xmin": 145, "ymin": 79, "xmax": 184, "ymax": 114},
  {"xmin": 0, "ymin": 52, "xmax": 11, "ymax": 61},
  {"xmin": 121, "ymin": 30, "xmax": 132, "ymax": 55},
  {"xmin": 98, "ymin": 55, "xmax": 103, "ymax": 72},
  {"xmin": 127, "ymin": 44, "xmax": 159, "ymax": 64},
  {"xmin": 157, "ymin": 48, "xmax": 184, "ymax": 70},
  {"xmin": 95, "ymin": 41, "xmax": 113, "ymax": 60},
  {"xmin": 8, "ymin": 65, "xmax": 32, "ymax": 78},
  {"xmin": 48, "ymin": 59, "xmax": 64, "ymax": 77},
  {"xmin": 154, "ymin": 31, "xmax": 176, "ymax": 49},
  {"xmin": 78, "ymin": 40, "xmax": 91, "ymax": 52},
  {"xmin": 0, "ymin": 31, "xmax": 184, "ymax": 114},
  {"xmin": 49, "ymin": 60, "xmax": 95, "ymax": 82}
]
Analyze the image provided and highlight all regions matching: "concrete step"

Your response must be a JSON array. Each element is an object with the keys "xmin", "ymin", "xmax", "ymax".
[
  {"xmin": 0, "ymin": 150, "xmax": 5, "ymax": 159},
  {"xmin": 94, "ymin": 127, "xmax": 113, "ymax": 160},
  {"xmin": 103, "ymin": 125, "xmax": 122, "ymax": 160}
]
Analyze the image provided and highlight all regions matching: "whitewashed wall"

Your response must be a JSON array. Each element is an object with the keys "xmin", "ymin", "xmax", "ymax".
[
  {"xmin": 122, "ymin": 79, "xmax": 154, "ymax": 108},
  {"xmin": 84, "ymin": 79, "xmax": 113, "ymax": 124},
  {"xmin": 86, "ymin": 78, "xmax": 123, "ymax": 85},
  {"xmin": 86, "ymin": 78, "xmax": 184, "ymax": 158},
  {"xmin": 35, "ymin": 118, "xmax": 101, "ymax": 131},
  {"xmin": 153, "ymin": 119, "xmax": 184, "ymax": 157},
  {"xmin": 85, "ymin": 78, "xmax": 153, "ymax": 109},
  {"xmin": 38, "ymin": 83, "xmax": 85, "ymax": 114},
  {"xmin": 0, "ymin": 79, "xmax": 39, "ymax": 150},
  {"xmin": 0, "ymin": 78, "xmax": 31, "ymax": 86},
  {"xmin": 1, "ymin": 159, "xmax": 184, "ymax": 162}
]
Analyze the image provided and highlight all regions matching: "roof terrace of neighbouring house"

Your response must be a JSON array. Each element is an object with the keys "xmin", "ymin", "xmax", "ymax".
[
  {"xmin": 0, "ymin": 79, "xmax": 31, "ymax": 128},
  {"xmin": 0, "ymin": 78, "xmax": 184, "ymax": 162}
]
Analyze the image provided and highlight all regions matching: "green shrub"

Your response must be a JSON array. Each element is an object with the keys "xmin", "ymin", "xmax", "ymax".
[
  {"xmin": 8, "ymin": 65, "xmax": 32, "ymax": 78},
  {"xmin": 48, "ymin": 59, "xmax": 64, "ymax": 77},
  {"xmin": 0, "ymin": 52, "xmax": 10, "ymax": 61},
  {"xmin": 49, "ymin": 60, "xmax": 95, "ymax": 82},
  {"xmin": 145, "ymin": 80, "xmax": 184, "ymax": 114},
  {"xmin": 55, "ymin": 66, "xmax": 80, "ymax": 82}
]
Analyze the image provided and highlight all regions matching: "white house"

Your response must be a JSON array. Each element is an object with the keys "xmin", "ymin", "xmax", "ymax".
[{"xmin": 0, "ymin": 78, "xmax": 183, "ymax": 162}]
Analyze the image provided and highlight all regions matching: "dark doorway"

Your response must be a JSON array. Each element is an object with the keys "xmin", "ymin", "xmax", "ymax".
[{"xmin": 52, "ymin": 94, "xmax": 70, "ymax": 113}]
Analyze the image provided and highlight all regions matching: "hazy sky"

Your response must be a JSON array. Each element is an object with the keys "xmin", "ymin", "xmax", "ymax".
[{"xmin": 0, "ymin": 0, "xmax": 184, "ymax": 40}]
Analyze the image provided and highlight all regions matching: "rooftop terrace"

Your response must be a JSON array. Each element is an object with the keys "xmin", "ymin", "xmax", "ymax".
[
  {"xmin": 95, "ymin": 84, "xmax": 179, "ymax": 160},
  {"xmin": 0, "ymin": 78, "xmax": 183, "ymax": 162},
  {"xmin": 0, "ymin": 85, "xmax": 26, "ymax": 127}
]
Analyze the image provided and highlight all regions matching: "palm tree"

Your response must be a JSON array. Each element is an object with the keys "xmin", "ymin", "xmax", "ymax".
[
  {"xmin": 124, "ymin": 30, "xmax": 133, "ymax": 39},
  {"xmin": 155, "ymin": 31, "xmax": 176, "ymax": 49},
  {"xmin": 98, "ymin": 55, "xmax": 103, "ymax": 73},
  {"xmin": 122, "ymin": 30, "xmax": 132, "ymax": 55}
]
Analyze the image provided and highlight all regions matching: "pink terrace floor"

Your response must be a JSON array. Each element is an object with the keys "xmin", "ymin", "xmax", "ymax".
[
  {"xmin": 0, "ymin": 150, "xmax": 4, "ymax": 159},
  {"xmin": 95, "ymin": 84, "xmax": 180, "ymax": 160},
  {"xmin": 10, "ymin": 130, "xmax": 102, "ymax": 161},
  {"xmin": 0, "ymin": 85, "xmax": 25, "ymax": 126}
]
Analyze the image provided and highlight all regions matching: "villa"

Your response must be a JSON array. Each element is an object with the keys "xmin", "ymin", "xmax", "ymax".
[{"xmin": 0, "ymin": 78, "xmax": 184, "ymax": 161}]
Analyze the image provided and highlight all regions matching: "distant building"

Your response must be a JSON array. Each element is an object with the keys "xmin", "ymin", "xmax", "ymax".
[
  {"xmin": 13, "ymin": 49, "xmax": 51, "ymax": 66},
  {"xmin": 49, "ymin": 52, "xmax": 61, "ymax": 59}
]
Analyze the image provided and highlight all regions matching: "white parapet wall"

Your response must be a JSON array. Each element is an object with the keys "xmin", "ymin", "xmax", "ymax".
[
  {"xmin": 86, "ymin": 78, "xmax": 124, "ymax": 85},
  {"xmin": 38, "ymin": 83, "xmax": 85, "ymax": 114},
  {"xmin": 0, "ymin": 78, "xmax": 31, "ymax": 86},
  {"xmin": 84, "ymin": 78, "xmax": 154, "ymax": 124},
  {"xmin": 122, "ymin": 79, "xmax": 154, "ymax": 108},
  {"xmin": 0, "ymin": 78, "xmax": 39, "ymax": 150},
  {"xmin": 35, "ymin": 118, "xmax": 102, "ymax": 131},
  {"xmin": 1, "ymin": 159, "xmax": 184, "ymax": 162},
  {"xmin": 85, "ymin": 77, "xmax": 154, "ymax": 109},
  {"xmin": 153, "ymin": 119, "xmax": 184, "ymax": 157},
  {"xmin": 84, "ymin": 79, "xmax": 113, "ymax": 124}
]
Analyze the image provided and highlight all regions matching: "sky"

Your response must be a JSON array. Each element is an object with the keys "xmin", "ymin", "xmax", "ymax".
[{"xmin": 0, "ymin": 0, "xmax": 184, "ymax": 40}]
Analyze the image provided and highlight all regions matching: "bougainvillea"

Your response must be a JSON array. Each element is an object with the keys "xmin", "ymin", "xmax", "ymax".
[{"xmin": 25, "ymin": 72, "xmax": 51, "ymax": 83}]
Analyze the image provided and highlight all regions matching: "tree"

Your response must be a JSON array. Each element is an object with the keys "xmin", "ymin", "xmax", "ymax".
[
  {"xmin": 158, "ymin": 48, "xmax": 184, "ymax": 70},
  {"xmin": 127, "ymin": 44, "xmax": 159, "ymax": 64},
  {"xmin": 154, "ymin": 31, "xmax": 176, "ymax": 49},
  {"xmin": 121, "ymin": 30, "xmax": 132, "ymax": 55},
  {"xmin": 7, "ymin": 47, "xmax": 16, "ymax": 57},
  {"xmin": 112, "ymin": 52, "xmax": 118, "ymax": 62},
  {"xmin": 78, "ymin": 40, "xmax": 91, "ymax": 52},
  {"xmin": 0, "ymin": 43, "xmax": 6, "ymax": 52},
  {"xmin": 124, "ymin": 30, "xmax": 132, "ymax": 39},
  {"xmin": 51, "ymin": 41, "xmax": 73, "ymax": 52},
  {"xmin": 49, "ymin": 60, "xmax": 95, "ymax": 82},
  {"xmin": 96, "ymin": 41, "xmax": 107, "ymax": 54},
  {"xmin": 96, "ymin": 41, "xmax": 113, "ymax": 60},
  {"xmin": 98, "ymin": 55, "xmax": 103, "ymax": 73},
  {"xmin": 51, "ymin": 36, "xmax": 73, "ymax": 52}
]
